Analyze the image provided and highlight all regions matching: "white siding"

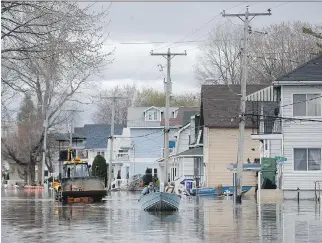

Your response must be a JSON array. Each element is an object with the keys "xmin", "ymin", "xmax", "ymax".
[
  {"xmin": 269, "ymin": 139, "xmax": 282, "ymax": 158},
  {"xmin": 282, "ymin": 85, "xmax": 322, "ymax": 190},
  {"xmin": 177, "ymin": 125, "xmax": 190, "ymax": 154}
]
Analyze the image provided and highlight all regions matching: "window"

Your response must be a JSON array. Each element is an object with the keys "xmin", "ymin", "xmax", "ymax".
[
  {"xmin": 294, "ymin": 148, "xmax": 321, "ymax": 171},
  {"xmin": 146, "ymin": 110, "xmax": 158, "ymax": 121},
  {"xmin": 293, "ymin": 94, "xmax": 321, "ymax": 116}
]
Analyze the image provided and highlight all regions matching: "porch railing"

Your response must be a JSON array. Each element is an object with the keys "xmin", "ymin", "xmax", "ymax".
[{"xmin": 252, "ymin": 117, "xmax": 282, "ymax": 135}]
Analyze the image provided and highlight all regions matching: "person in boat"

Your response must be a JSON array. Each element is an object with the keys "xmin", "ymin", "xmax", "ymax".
[{"xmin": 142, "ymin": 182, "xmax": 154, "ymax": 195}]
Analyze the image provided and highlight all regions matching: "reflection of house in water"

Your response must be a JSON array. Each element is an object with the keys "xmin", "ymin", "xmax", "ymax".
[{"xmin": 282, "ymin": 201, "xmax": 322, "ymax": 243}]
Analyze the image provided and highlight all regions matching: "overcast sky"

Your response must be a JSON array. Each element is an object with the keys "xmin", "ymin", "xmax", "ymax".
[{"xmin": 65, "ymin": 1, "xmax": 322, "ymax": 126}]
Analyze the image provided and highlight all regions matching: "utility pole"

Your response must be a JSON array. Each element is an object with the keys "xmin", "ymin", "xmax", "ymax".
[
  {"xmin": 63, "ymin": 109, "xmax": 84, "ymax": 158},
  {"xmin": 100, "ymin": 96, "xmax": 127, "ymax": 192},
  {"xmin": 42, "ymin": 103, "xmax": 49, "ymax": 186},
  {"xmin": 222, "ymin": 6, "xmax": 271, "ymax": 204},
  {"xmin": 150, "ymin": 48, "xmax": 187, "ymax": 192}
]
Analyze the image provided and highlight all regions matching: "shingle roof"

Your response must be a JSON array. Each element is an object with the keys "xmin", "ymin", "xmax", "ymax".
[
  {"xmin": 54, "ymin": 133, "xmax": 85, "ymax": 141},
  {"xmin": 275, "ymin": 54, "xmax": 322, "ymax": 82},
  {"xmin": 176, "ymin": 146, "xmax": 203, "ymax": 157},
  {"xmin": 182, "ymin": 111, "xmax": 200, "ymax": 126},
  {"xmin": 201, "ymin": 84, "xmax": 267, "ymax": 128},
  {"xmin": 84, "ymin": 124, "xmax": 123, "ymax": 149},
  {"xmin": 160, "ymin": 106, "xmax": 200, "ymax": 127}
]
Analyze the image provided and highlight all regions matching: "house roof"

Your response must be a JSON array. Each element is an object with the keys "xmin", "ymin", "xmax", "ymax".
[
  {"xmin": 176, "ymin": 146, "xmax": 203, "ymax": 157},
  {"xmin": 182, "ymin": 111, "xmax": 199, "ymax": 126},
  {"xmin": 55, "ymin": 133, "xmax": 86, "ymax": 141},
  {"xmin": 201, "ymin": 84, "xmax": 267, "ymax": 128},
  {"xmin": 275, "ymin": 54, "xmax": 322, "ymax": 82},
  {"xmin": 160, "ymin": 106, "xmax": 200, "ymax": 127},
  {"xmin": 84, "ymin": 124, "xmax": 123, "ymax": 149},
  {"xmin": 127, "ymin": 106, "xmax": 179, "ymax": 127},
  {"xmin": 54, "ymin": 124, "xmax": 123, "ymax": 148}
]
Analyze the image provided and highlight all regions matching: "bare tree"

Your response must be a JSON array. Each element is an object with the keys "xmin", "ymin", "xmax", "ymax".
[
  {"xmin": 1, "ymin": 2, "xmax": 113, "ymax": 184},
  {"xmin": 93, "ymin": 84, "xmax": 137, "ymax": 125},
  {"xmin": 195, "ymin": 21, "xmax": 321, "ymax": 85},
  {"xmin": 195, "ymin": 22, "xmax": 243, "ymax": 85}
]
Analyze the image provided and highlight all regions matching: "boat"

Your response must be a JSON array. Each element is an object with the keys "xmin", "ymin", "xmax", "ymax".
[
  {"xmin": 190, "ymin": 186, "xmax": 252, "ymax": 196},
  {"xmin": 138, "ymin": 190, "xmax": 181, "ymax": 211},
  {"xmin": 55, "ymin": 155, "xmax": 107, "ymax": 203},
  {"xmin": 138, "ymin": 183, "xmax": 181, "ymax": 211}
]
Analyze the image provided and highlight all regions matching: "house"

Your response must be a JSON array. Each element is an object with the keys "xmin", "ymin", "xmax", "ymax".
[
  {"xmin": 166, "ymin": 112, "xmax": 204, "ymax": 186},
  {"xmin": 201, "ymin": 84, "xmax": 267, "ymax": 188},
  {"xmin": 53, "ymin": 123, "xmax": 123, "ymax": 177},
  {"xmin": 247, "ymin": 54, "xmax": 322, "ymax": 199},
  {"xmin": 109, "ymin": 127, "xmax": 132, "ymax": 180},
  {"xmin": 126, "ymin": 106, "xmax": 200, "ymax": 179}
]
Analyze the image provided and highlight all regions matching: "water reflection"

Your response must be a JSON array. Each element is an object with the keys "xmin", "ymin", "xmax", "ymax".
[{"xmin": 1, "ymin": 190, "xmax": 322, "ymax": 243}]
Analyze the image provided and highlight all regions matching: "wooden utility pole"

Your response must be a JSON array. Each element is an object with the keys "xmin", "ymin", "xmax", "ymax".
[
  {"xmin": 100, "ymin": 96, "xmax": 127, "ymax": 192},
  {"xmin": 150, "ymin": 48, "xmax": 187, "ymax": 192},
  {"xmin": 222, "ymin": 6, "xmax": 271, "ymax": 204}
]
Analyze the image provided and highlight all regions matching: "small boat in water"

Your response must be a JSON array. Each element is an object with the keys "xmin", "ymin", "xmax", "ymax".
[
  {"xmin": 138, "ymin": 183, "xmax": 181, "ymax": 211},
  {"xmin": 190, "ymin": 186, "xmax": 252, "ymax": 196}
]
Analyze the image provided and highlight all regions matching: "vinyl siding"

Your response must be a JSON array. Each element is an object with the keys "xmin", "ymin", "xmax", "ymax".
[
  {"xmin": 269, "ymin": 139, "xmax": 282, "ymax": 158},
  {"xmin": 281, "ymin": 85, "xmax": 322, "ymax": 190},
  {"xmin": 130, "ymin": 128, "xmax": 177, "ymax": 158},
  {"xmin": 204, "ymin": 128, "xmax": 259, "ymax": 187}
]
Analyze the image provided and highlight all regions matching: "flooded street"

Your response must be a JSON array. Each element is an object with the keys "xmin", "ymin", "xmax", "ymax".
[{"xmin": 1, "ymin": 190, "xmax": 322, "ymax": 243}]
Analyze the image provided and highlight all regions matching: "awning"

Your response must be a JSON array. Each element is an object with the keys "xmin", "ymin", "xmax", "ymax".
[
  {"xmin": 173, "ymin": 146, "xmax": 203, "ymax": 158},
  {"xmin": 246, "ymin": 86, "xmax": 279, "ymax": 102},
  {"xmin": 156, "ymin": 146, "xmax": 203, "ymax": 163}
]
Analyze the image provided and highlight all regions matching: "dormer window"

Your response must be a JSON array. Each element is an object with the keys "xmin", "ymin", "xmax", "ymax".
[{"xmin": 146, "ymin": 110, "xmax": 158, "ymax": 121}]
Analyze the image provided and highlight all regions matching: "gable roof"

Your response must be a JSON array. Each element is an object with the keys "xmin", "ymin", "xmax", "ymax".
[
  {"xmin": 143, "ymin": 106, "xmax": 161, "ymax": 112},
  {"xmin": 201, "ymin": 84, "xmax": 267, "ymax": 128},
  {"xmin": 84, "ymin": 124, "xmax": 123, "ymax": 149},
  {"xmin": 275, "ymin": 54, "xmax": 322, "ymax": 82},
  {"xmin": 127, "ymin": 106, "xmax": 179, "ymax": 127},
  {"xmin": 160, "ymin": 106, "xmax": 200, "ymax": 127}
]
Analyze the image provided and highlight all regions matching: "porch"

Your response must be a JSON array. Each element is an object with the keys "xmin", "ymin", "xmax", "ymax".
[
  {"xmin": 246, "ymin": 85, "xmax": 283, "ymax": 140},
  {"xmin": 170, "ymin": 146, "xmax": 204, "ymax": 187}
]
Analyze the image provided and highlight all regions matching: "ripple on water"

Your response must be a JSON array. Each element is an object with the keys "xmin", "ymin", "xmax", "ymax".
[{"xmin": 1, "ymin": 190, "xmax": 322, "ymax": 243}]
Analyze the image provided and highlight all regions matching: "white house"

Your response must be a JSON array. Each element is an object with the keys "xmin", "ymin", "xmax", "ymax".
[{"xmin": 248, "ymin": 54, "xmax": 322, "ymax": 199}]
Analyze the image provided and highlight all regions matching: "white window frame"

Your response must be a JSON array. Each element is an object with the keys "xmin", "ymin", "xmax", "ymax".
[
  {"xmin": 145, "ymin": 110, "xmax": 158, "ymax": 121},
  {"xmin": 292, "ymin": 93, "xmax": 322, "ymax": 117},
  {"xmin": 293, "ymin": 148, "xmax": 322, "ymax": 171}
]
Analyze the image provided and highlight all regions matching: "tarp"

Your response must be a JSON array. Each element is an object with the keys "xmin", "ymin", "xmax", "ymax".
[{"xmin": 227, "ymin": 163, "xmax": 261, "ymax": 171}]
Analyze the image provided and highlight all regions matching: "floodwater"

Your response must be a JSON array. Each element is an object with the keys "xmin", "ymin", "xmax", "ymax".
[{"xmin": 1, "ymin": 190, "xmax": 322, "ymax": 243}]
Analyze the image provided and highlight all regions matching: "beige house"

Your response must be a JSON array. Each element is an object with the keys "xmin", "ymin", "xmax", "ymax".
[{"xmin": 201, "ymin": 84, "xmax": 266, "ymax": 188}]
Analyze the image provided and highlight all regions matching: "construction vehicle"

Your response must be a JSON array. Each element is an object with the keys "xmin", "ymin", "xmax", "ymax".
[{"xmin": 55, "ymin": 148, "xmax": 107, "ymax": 203}]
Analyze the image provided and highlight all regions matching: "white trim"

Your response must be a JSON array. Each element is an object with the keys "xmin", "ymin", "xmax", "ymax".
[
  {"xmin": 273, "ymin": 80, "xmax": 322, "ymax": 86},
  {"xmin": 145, "ymin": 109, "xmax": 159, "ymax": 121},
  {"xmin": 175, "ymin": 123, "xmax": 190, "ymax": 155},
  {"xmin": 143, "ymin": 106, "xmax": 161, "ymax": 112},
  {"xmin": 293, "ymin": 148, "xmax": 322, "ymax": 172},
  {"xmin": 251, "ymin": 134, "xmax": 283, "ymax": 140},
  {"xmin": 246, "ymin": 85, "xmax": 279, "ymax": 102},
  {"xmin": 292, "ymin": 92, "xmax": 322, "ymax": 118}
]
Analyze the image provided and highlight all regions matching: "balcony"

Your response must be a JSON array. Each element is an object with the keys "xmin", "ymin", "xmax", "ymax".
[{"xmin": 251, "ymin": 117, "xmax": 282, "ymax": 140}]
